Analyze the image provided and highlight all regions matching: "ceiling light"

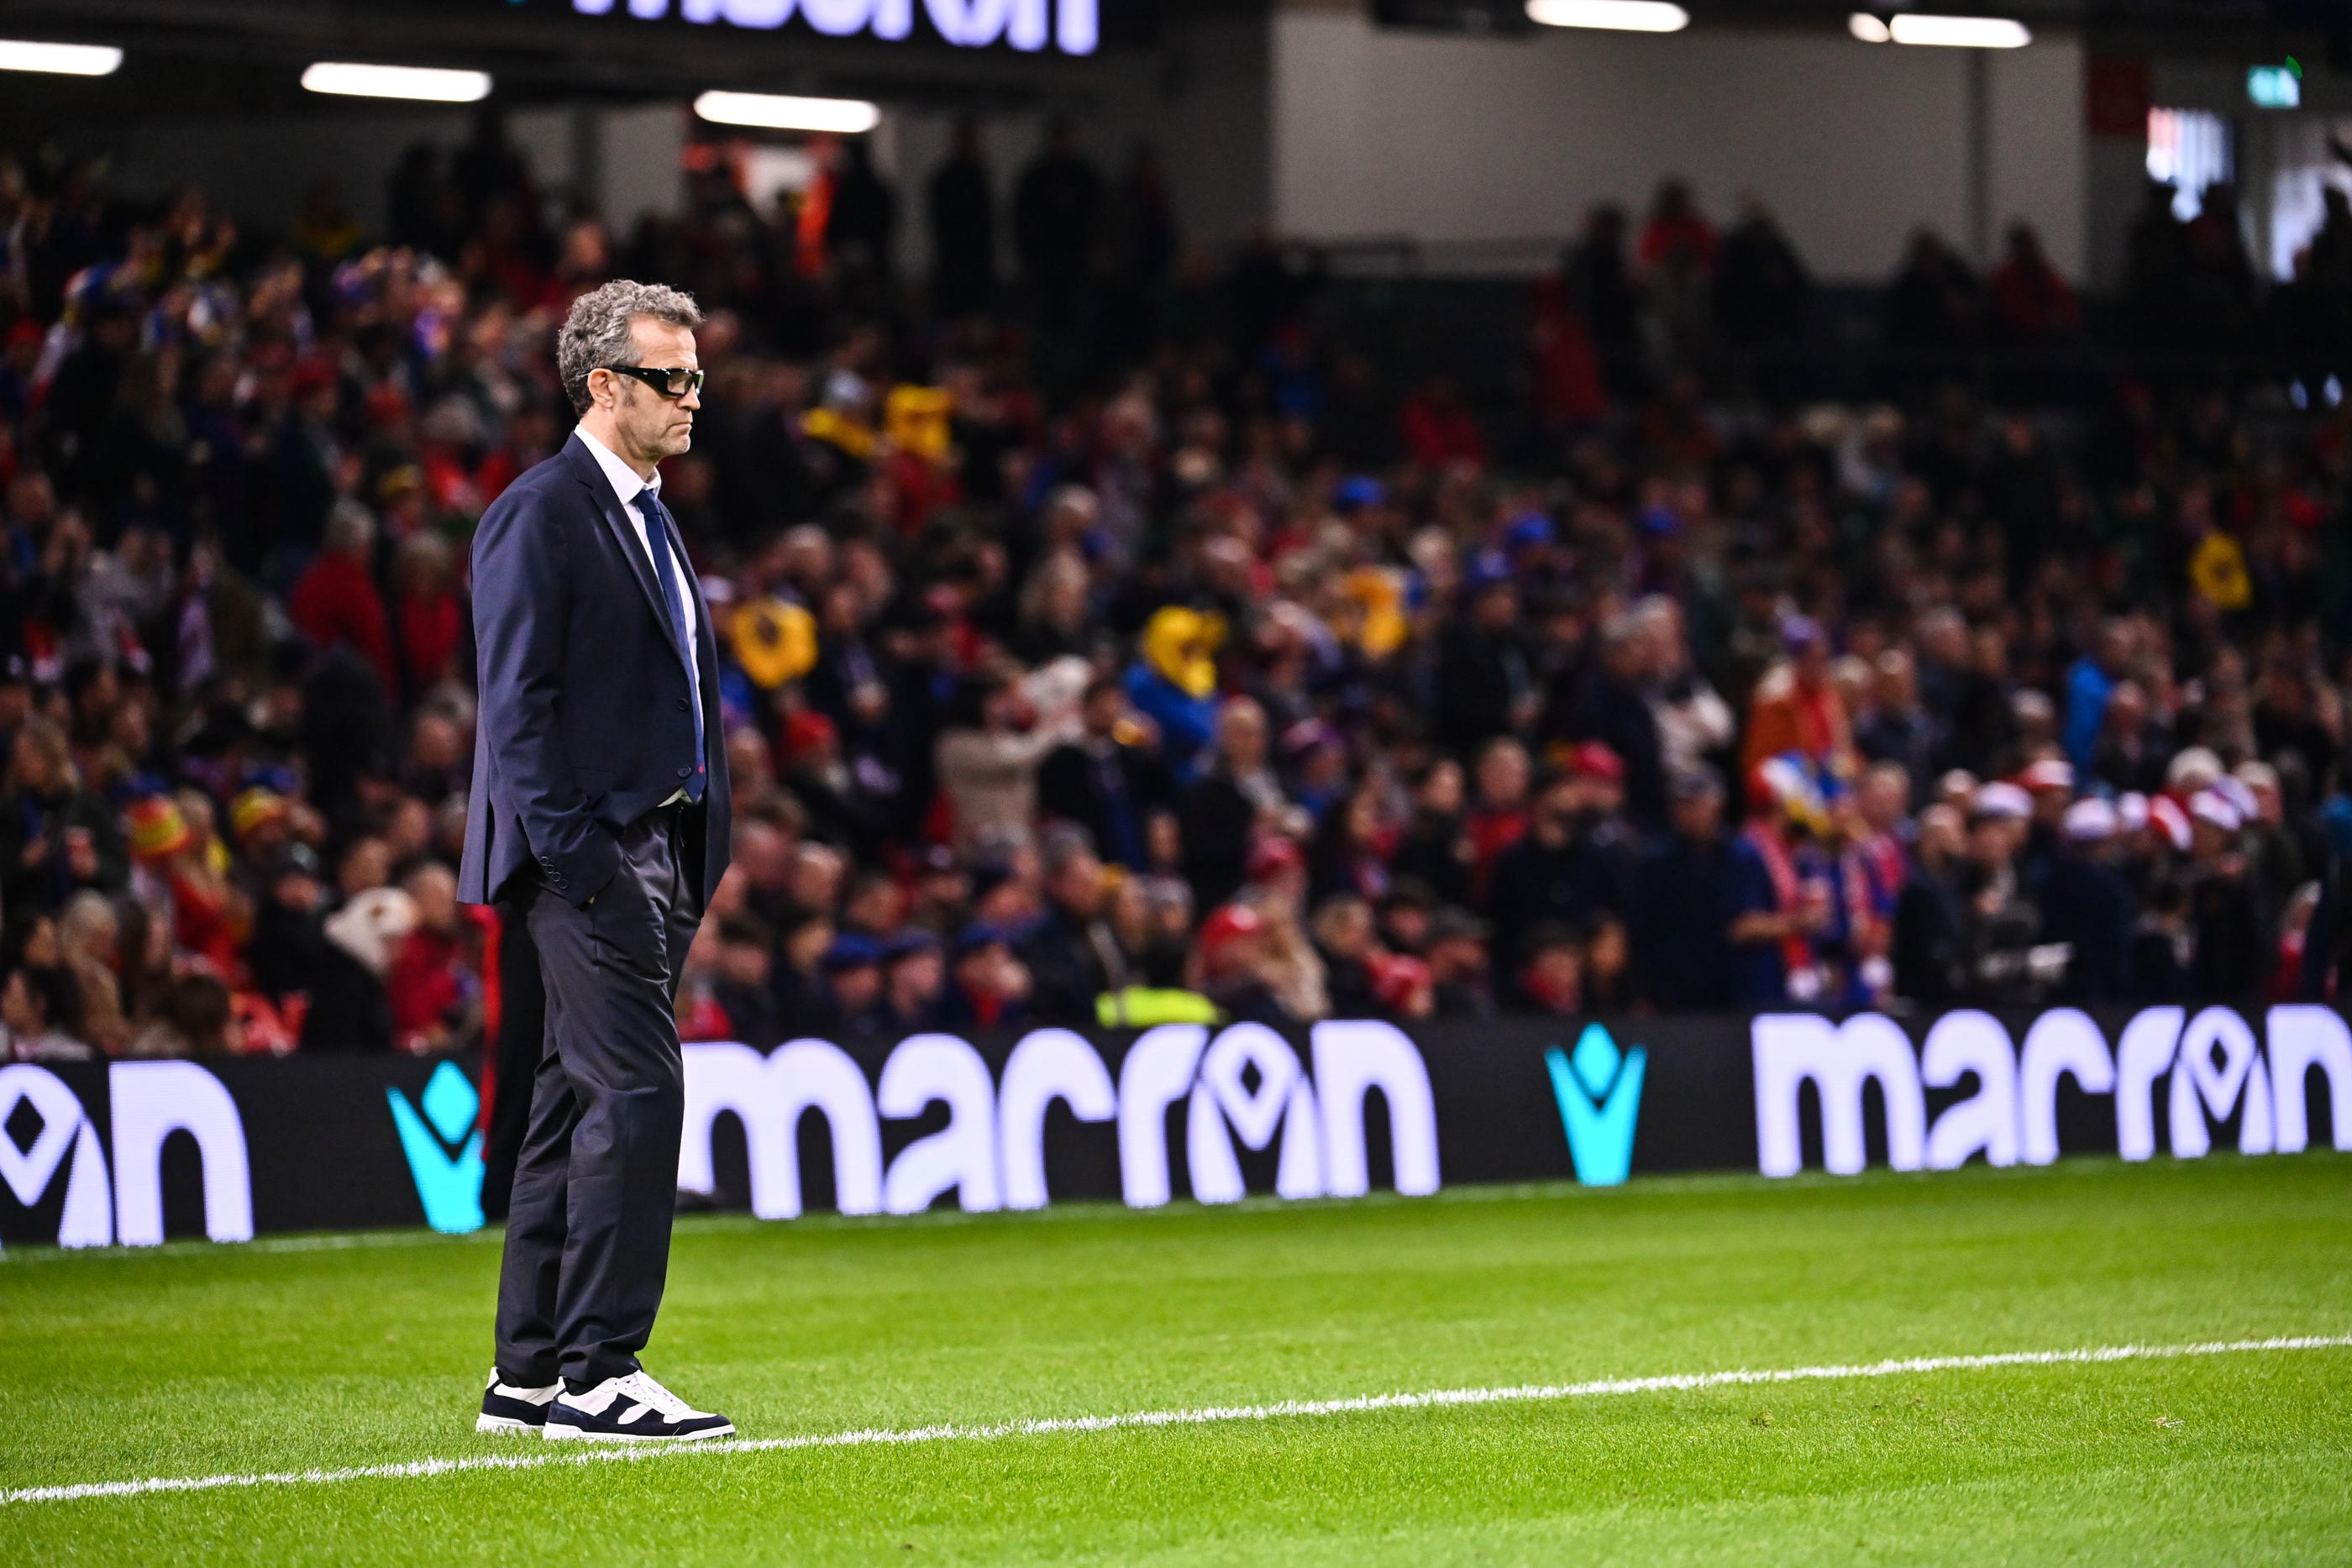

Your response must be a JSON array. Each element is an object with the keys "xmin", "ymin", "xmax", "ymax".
[
  {"xmin": 1886, "ymin": 13, "xmax": 2029, "ymax": 48},
  {"xmin": 1847, "ymin": 13, "xmax": 1892, "ymax": 42},
  {"xmin": 693, "ymin": 91, "xmax": 882, "ymax": 134},
  {"xmin": 0, "ymin": 39, "xmax": 123, "ymax": 76},
  {"xmin": 301, "ymin": 62, "xmax": 492, "ymax": 102},
  {"xmin": 1525, "ymin": 0, "xmax": 1690, "ymax": 34}
]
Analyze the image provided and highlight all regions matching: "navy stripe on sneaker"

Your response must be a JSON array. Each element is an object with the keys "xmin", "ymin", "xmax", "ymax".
[
  {"xmin": 543, "ymin": 1371, "xmax": 734, "ymax": 1443},
  {"xmin": 476, "ymin": 1371, "xmax": 562, "ymax": 1434}
]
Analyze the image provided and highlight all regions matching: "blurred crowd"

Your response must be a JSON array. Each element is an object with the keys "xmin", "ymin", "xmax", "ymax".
[{"xmin": 0, "ymin": 115, "xmax": 2349, "ymax": 1067}]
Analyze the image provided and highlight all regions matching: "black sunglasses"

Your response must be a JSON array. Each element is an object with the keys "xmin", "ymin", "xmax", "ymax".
[{"xmin": 602, "ymin": 364, "xmax": 706, "ymax": 399}]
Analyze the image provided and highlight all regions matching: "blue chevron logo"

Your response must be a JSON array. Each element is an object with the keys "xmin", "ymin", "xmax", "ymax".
[
  {"xmin": 387, "ymin": 1062, "xmax": 486, "ymax": 1235},
  {"xmin": 1546, "ymin": 1024, "xmax": 1646, "ymax": 1187}
]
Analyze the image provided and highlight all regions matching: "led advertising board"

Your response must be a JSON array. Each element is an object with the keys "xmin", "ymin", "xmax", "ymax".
[{"xmin": 4, "ymin": 1004, "xmax": 2345, "ymax": 1248}]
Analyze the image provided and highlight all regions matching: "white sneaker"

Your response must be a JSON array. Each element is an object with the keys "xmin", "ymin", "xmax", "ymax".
[
  {"xmin": 476, "ymin": 1370, "xmax": 562, "ymax": 1434},
  {"xmin": 543, "ymin": 1370, "xmax": 735, "ymax": 1442}
]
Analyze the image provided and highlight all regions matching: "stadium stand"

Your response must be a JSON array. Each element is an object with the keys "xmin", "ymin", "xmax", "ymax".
[{"xmin": 0, "ymin": 121, "xmax": 2346, "ymax": 1065}]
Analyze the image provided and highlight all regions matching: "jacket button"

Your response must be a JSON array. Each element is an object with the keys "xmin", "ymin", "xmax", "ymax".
[
  {"xmin": 676, "ymin": 699, "xmax": 690, "ymax": 711},
  {"xmin": 677, "ymin": 766, "xmax": 691, "ymax": 779}
]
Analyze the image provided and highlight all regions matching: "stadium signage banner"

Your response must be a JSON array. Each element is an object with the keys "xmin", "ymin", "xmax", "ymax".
[
  {"xmin": 572, "ymin": 0, "xmax": 1104, "ymax": 55},
  {"xmin": 3, "ymin": 1006, "xmax": 2346, "ymax": 1248}
]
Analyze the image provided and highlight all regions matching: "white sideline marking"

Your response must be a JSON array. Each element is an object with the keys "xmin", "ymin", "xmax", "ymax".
[{"xmin": 8, "ymin": 1335, "xmax": 2345, "ymax": 1508}]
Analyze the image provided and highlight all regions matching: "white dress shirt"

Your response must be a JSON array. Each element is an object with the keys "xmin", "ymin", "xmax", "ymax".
[{"xmin": 575, "ymin": 427, "xmax": 703, "ymax": 802}]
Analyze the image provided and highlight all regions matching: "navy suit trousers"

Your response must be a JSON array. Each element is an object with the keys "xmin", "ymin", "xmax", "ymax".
[{"xmin": 494, "ymin": 805, "xmax": 699, "ymax": 1389}]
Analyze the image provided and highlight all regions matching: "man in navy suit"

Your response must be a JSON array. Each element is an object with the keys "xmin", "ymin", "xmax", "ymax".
[{"xmin": 459, "ymin": 281, "xmax": 735, "ymax": 1442}]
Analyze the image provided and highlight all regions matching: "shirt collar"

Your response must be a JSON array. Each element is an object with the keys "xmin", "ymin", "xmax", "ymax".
[{"xmin": 573, "ymin": 425, "xmax": 661, "ymax": 506}]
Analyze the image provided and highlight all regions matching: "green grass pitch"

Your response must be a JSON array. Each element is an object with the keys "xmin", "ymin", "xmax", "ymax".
[{"xmin": 6, "ymin": 1154, "xmax": 2350, "ymax": 1564}]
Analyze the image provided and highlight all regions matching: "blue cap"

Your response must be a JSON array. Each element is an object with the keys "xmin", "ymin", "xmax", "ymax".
[
  {"xmin": 246, "ymin": 763, "xmax": 302, "ymax": 796},
  {"xmin": 1464, "ymin": 550, "xmax": 1514, "ymax": 592},
  {"xmin": 882, "ymin": 928, "xmax": 942, "ymax": 962},
  {"xmin": 820, "ymin": 934, "xmax": 883, "ymax": 973},
  {"xmin": 1638, "ymin": 504, "xmax": 1679, "ymax": 538},
  {"xmin": 1504, "ymin": 511, "xmax": 1555, "ymax": 551},
  {"xmin": 953, "ymin": 923, "xmax": 1016, "ymax": 959},
  {"xmin": 1333, "ymin": 476, "xmax": 1386, "ymax": 513}
]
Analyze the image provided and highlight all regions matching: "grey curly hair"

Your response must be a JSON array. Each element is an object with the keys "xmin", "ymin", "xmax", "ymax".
[{"xmin": 556, "ymin": 280, "xmax": 703, "ymax": 415}]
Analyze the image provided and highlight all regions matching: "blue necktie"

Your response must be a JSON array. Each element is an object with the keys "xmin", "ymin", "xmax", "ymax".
[{"xmin": 638, "ymin": 489, "xmax": 705, "ymax": 804}]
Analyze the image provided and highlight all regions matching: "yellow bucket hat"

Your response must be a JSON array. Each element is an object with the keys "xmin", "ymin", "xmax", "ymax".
[
  {"xmin": 729, "ymin": 598, "xmax": 819, "ymax": 690},
  {"xmin": 1140, "ymin": 606, "xmax": 1224, "ymax": 699}
]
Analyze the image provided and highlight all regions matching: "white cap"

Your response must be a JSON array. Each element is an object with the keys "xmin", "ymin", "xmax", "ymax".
[
  {"xmin": 2188, "ymin": 789, "xmax": 2243, "ymax": 833},
  {"xmin": 1975, "ymin": 781, "xmax": 2034, "ymax": 821},
  {"xmin": 2020, "ymin": 758, "xmax": 2076, "ymax": 793},
  {"xmin": 2166, "ymin": 746, "xmax": 2223, "ymax": 791},
  {"xmin": 2061, "ymin": 798, "xmax": 2118, "ymax": 842},
  {"xmin": 2117, "ymin": 792, "xmax": 2150, "ymax": 832},
  {"xmin": 2212, "ymin": 774, "xmax": 2259, "ymax": 822},
  {"xmin": 323, "ymin": 886, "xmax": 419, "ymax": 978}
]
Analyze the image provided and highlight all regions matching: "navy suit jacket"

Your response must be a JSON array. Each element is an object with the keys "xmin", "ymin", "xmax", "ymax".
[{"xmin": 459, "ymin": 434, "xmax": 732, "ymax": 912}]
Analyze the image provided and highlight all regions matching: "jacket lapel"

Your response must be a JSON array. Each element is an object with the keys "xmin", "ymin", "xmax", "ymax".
[{"xmin": 564, "ymin": 436, "xmax": 686, "ymax": 667}]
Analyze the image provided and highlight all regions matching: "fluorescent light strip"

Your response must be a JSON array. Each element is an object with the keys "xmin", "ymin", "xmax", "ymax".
[
  {"xmin": 301, "ymin": 62, "xmax": 492, "ymax": 102},
  {"xmin": 694, "ymin": 91, "xmax": 881, "ymax": 134},
  {"xmin": 1892, "ymin": 13, "xmax": 2029, "ymax": 46},
  {"xmin": 1851, "ymin": 13, "xmax": 2031, "ymax": 48},
  {"xmin": 0, "ymin": 39, "xmax": 123, "ymax": 76},
  {"xmin": 1526, "ymin": 0, "xmax": 1690, "ymax": 33}
]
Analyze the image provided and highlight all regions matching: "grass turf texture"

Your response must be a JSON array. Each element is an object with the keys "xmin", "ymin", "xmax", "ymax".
[{"xmin": 5, "ymin": 1156, "xmax": 2350, "ymax": 1565}]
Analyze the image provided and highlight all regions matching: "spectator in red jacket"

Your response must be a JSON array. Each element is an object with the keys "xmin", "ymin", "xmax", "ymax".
[
  {"xmin": 1399, "ymin": 375, "xmax": 1487, "ymax": 469},
  {"xmin": 388, "ymin": 862, "xmax": 474, "ymax": 1054},
  {"xmin": 288, "ymin": 501, "xmax": 396, "ymax": 697},
  {"xmin": 391, "ymin": 532, "xmax": 465, "ymax": 697}
]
